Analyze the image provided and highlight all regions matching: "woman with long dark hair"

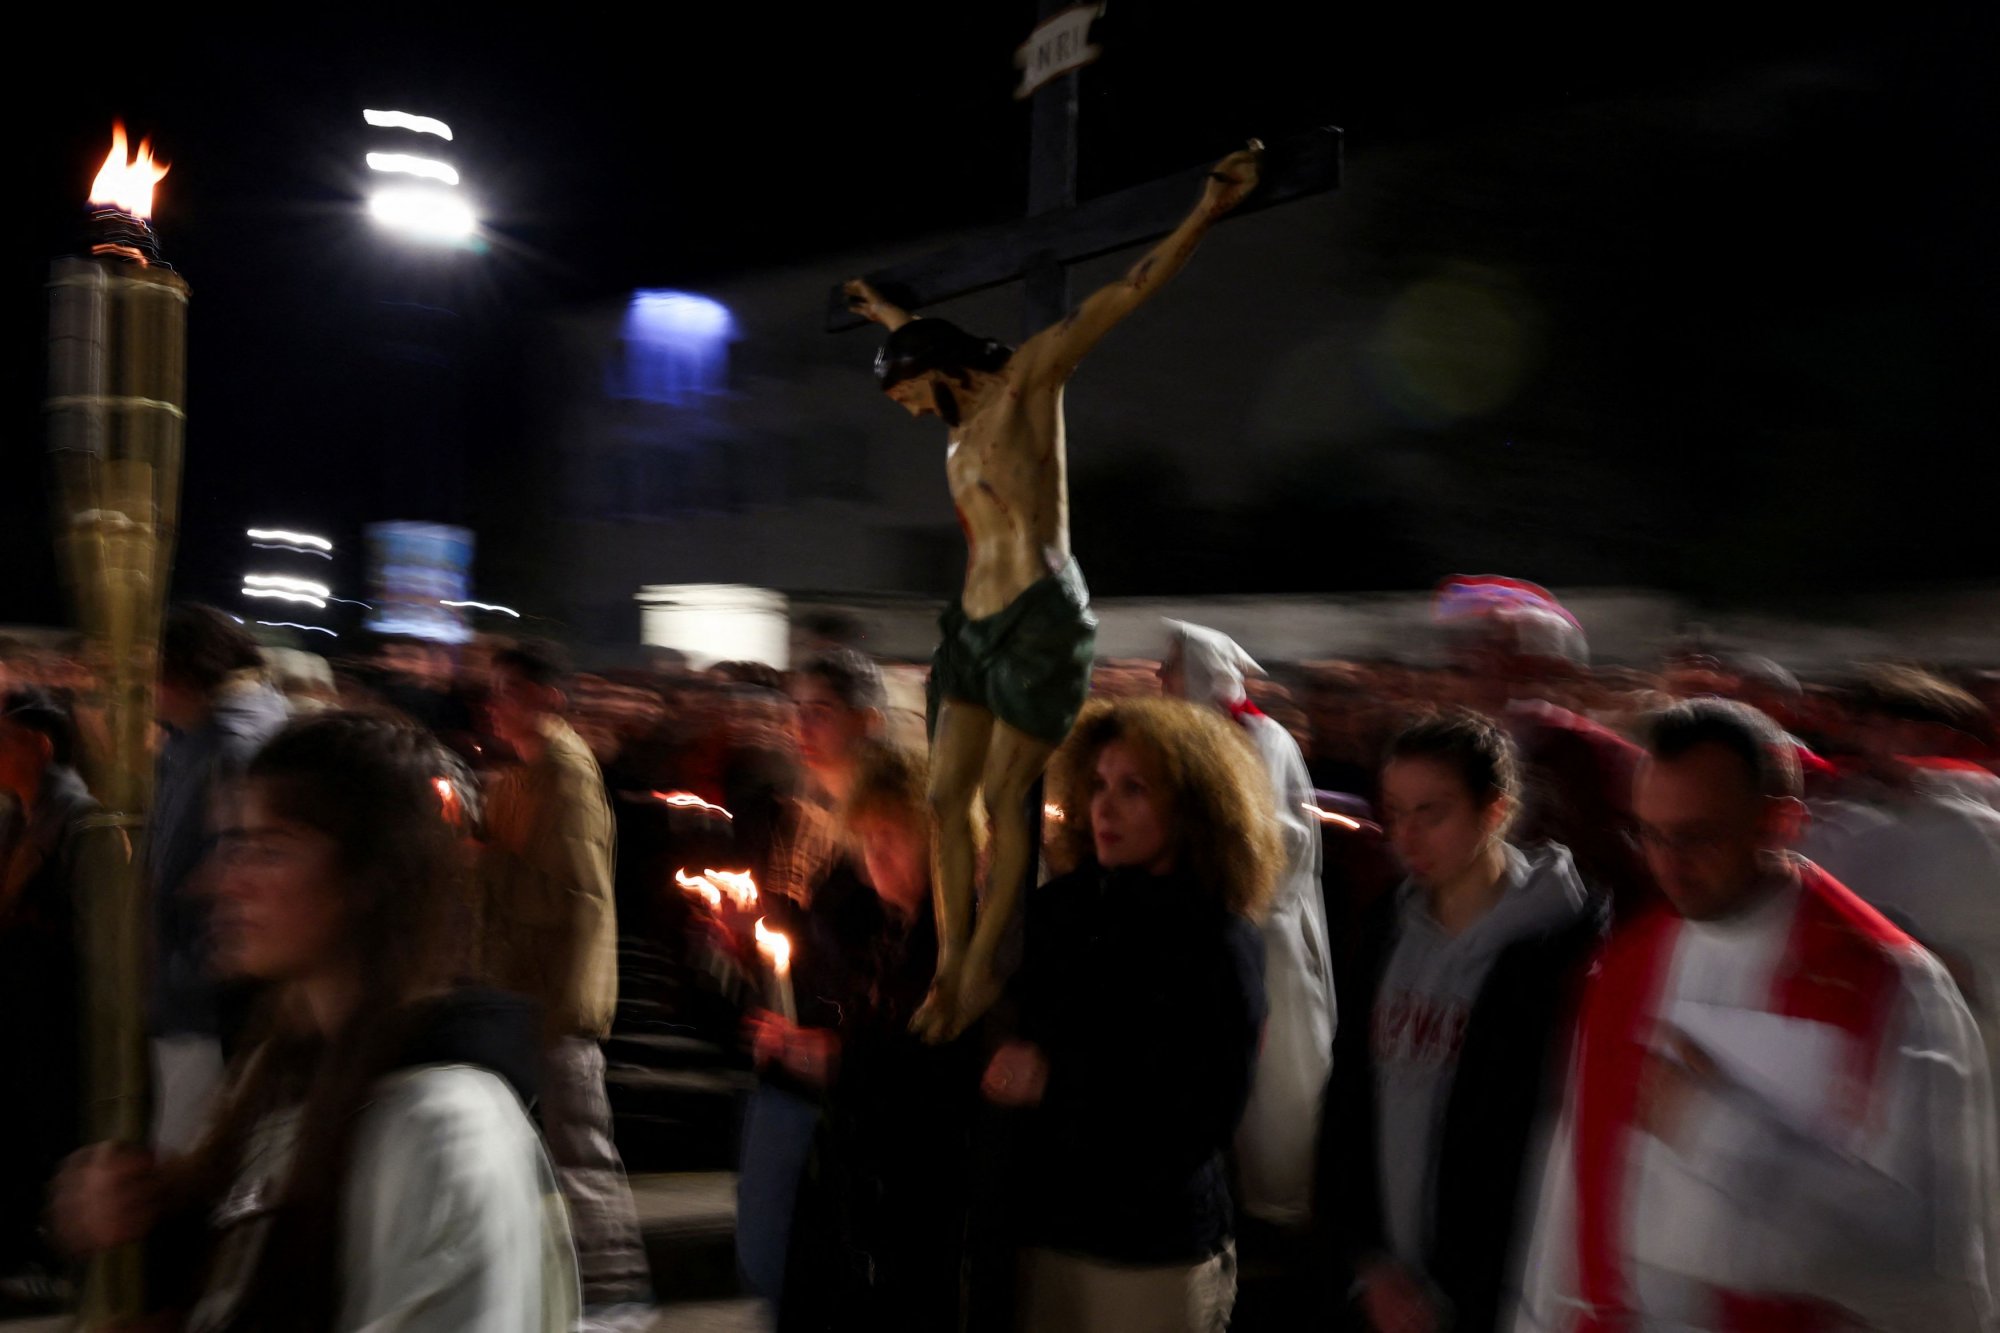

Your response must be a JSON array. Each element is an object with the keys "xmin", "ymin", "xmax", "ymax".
[
  {"xmin": 55, "ymin": 712, "xmax": 577, "ymax": 1331},
  {"xmin": 983, "ymin": 696, "xmax": 1280, "ymax": 1333}
]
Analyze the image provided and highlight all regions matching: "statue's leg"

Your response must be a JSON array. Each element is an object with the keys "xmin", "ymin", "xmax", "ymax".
[
  {"xmin": 914, "ymin": 697, "xmax": 994, "ymax": 1041},
  {"xmin": 948, "ymin": 719, "xmax": 1056, "ymax": 1038}
]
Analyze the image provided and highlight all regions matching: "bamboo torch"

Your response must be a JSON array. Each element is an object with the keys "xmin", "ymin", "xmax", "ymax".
[{"xmin": 46, "ymin": 122, "xmax": 186, "ymax": 1326}]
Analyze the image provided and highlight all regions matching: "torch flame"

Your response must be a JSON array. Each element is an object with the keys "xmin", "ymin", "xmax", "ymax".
[
  {"xmin": 89, "ymin": 123, "xmax": 170, "ymax": 219},
  {"xmin": 754, "ymin": 917, "xmax": 792, "ymax": 976}
]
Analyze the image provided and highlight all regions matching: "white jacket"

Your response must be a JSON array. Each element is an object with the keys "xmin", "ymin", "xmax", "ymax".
[
  {"xmin": 1167, "ymin": 620, "xmax": 1338, "ymax": 1226},
  {"xmin": 192, "ymin": 1065, "xmax": 580, "ymax": 1333}
]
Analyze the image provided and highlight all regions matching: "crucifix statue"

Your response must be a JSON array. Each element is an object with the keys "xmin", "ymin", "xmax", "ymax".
[
  {"xmin": 833, "ymin": 6, "xmax": 1341, "ymax": 1043},
  {"xmin": 844, "ymin": 143, "xmax": 1264, "ymax": 1040}
]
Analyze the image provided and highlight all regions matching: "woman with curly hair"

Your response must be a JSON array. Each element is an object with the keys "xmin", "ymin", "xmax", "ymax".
[
  {"xmin": 983, "ymin": 696, "xmax": 1280, "ymax": 1333},
  {"xmin": 53, "ymin": 712, "xmax": 577, "ymax": 1331}
]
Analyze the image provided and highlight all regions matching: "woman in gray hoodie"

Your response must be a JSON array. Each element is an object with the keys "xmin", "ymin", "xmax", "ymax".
[{"xmin": 1320, "ymin": 709, "xmax": 1605, "ymax": 1333}]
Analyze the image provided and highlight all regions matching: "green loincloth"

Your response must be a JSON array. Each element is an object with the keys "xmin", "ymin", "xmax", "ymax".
[{"xmin": 928, "ymin": 558, "xmax": 1098, "ymax": 746}]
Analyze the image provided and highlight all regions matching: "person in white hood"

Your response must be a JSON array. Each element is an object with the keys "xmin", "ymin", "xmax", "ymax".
[{"xmin": 1161, "ymin": 621, "xmax": 1337, "ymax": 1229}]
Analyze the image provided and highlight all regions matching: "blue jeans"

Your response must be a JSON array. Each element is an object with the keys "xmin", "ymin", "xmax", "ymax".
[{"xmin": 735, "ymin": 1083, "xmax": 821, "ymax": 1307}]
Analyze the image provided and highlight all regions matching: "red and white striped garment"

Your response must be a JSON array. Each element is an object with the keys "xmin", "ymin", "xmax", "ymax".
[{"xmin": 1515, "ymin": 859, "xmax": 2000, "ymax": 1332}]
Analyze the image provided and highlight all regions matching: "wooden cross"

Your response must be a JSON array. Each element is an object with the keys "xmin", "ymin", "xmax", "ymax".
[{"xmin": 824, "ymin": 1, "xmax": 1342, "ymax": 337}]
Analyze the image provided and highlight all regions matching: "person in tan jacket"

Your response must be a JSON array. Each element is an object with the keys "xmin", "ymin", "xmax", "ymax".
[{"xmin": 481, "ymin": 640, "xmax": 650, "ymax": 1322}]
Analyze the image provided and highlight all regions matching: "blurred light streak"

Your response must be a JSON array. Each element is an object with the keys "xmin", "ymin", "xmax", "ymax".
[
  {"xmin": 441, "ymin": 599, "xmax": 520, "ymax": 617},
  {"xmin": 651, "ymin": 791, "xmax": 734, "ymax": 819},
  {"xmin": 241, "ymin": 588, "xmax": 327, "ymax": 609},
  {"xmin": 365, "ymin": 152, "xmax": 460, "ymax": 185},
  {"xmin": 256, "ymin": 621, "xmax": 336, "ymax": 637},
  {"xmin": 245, "ymin": 573, "xmax": 331, "ymax": 597},
  {"xmin": 363, "ymin": 109, "xmax": 453, "ymax": 140},
  {"xmin": 246, "ymin": 528, "xmax": 332, "ymax": 550}
]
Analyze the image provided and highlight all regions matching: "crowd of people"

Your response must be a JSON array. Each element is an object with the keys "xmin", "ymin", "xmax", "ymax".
[{"xmin": 2, "ymin": 578, "xmax": 1998, "ymax": 1331}]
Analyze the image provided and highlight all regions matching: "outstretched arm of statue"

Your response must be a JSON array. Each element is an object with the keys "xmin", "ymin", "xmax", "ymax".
[
  {"xmin": 843, "ymin": 278, "xmax": 914, "ymax": 331},
  {"xmin": 1022, "ymin": 140, "xmax": 1263, "ymax": 383}
]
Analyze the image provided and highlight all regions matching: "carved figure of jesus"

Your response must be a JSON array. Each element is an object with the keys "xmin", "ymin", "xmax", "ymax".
[{"xmin": 845, "ymin": 142, "xmax": 1262, "ymax": 1040}]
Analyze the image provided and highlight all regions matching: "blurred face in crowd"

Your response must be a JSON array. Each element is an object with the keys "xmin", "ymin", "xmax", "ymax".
[
  {"xmin": 0, "ymin": 718, "xmax": 50, "ymax": 797},
  {"xmin": 379, "ymin": 641, "xmax": 450, "ymax": 688},
  {"xmin": 213, "ymin": 783, "xmax": 348, "ymax": 981},
  {"xmin": 791, "ymin": 675, "xmax": 872, "ymax": 778},
  {"xmin": 154, "ymin": 674, "xmax": 207, "ymax": 734},
  {"xmin": 855, "ymin": 810, "xmax": 928, "ymax": 917},
  {"xmin": 486, "ymin": 664, "xmax": 559, "ymax": 746},
  {"xmin": 1382, "ymin": 756, "xmax": 1510, "ymax": 888},
  {"xmin": 1633, "ymin": 743, "xmax": 1794, "ymax": 921},
  {"xmin": 1089, "ymin": 739, "xmax": 1174, "ymax": 874}
]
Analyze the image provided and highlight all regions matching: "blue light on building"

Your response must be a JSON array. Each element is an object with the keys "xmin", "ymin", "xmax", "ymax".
[{"xmin": 617, "ymin": 290, "xmax": 737, "ymax": 405}]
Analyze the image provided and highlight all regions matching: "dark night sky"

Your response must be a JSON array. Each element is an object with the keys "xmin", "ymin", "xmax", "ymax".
[{"xmin": 6, "ymin": 5, "xmax": 1996, "ymax": 627}]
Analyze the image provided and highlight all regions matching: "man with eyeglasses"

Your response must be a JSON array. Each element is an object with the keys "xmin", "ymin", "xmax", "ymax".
[{"xmin": 1515, "ymin": 698, "xmax": 1998, "ymax": 1331}]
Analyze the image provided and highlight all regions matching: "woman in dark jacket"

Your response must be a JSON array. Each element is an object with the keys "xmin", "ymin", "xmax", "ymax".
[
  {"xmin": 761, "ymin": 740, "xmax": 981, "ymax": 1332},
  {"xmin": 1319, "ymin": 710, "xmax": 1606, "ymax": 1333},
  {"xmin": 983, "ymin": 697, "xmax": 1279, "ymax": 1333}
]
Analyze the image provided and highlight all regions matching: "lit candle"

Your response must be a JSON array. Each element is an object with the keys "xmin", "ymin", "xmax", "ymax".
[{"xmin": 754, "ymin": 917, "xmax": 796, "ymax": 1022}]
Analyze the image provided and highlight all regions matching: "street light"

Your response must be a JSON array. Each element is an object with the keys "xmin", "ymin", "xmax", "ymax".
[
  {"xmin": 363, "ymin": 109, "xmax": 476, "ymax": 244},
  {"xmin": 368, "ymin": 186, "xmax": 475, "ymax": 240}
]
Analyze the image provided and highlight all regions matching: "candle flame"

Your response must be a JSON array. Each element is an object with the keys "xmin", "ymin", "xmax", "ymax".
[
  {"xmin": 1043, "ymin": 802, "xmax": 1065, "ymax": 822},
  {"xmin": 652, "ymin": 790, "xmax": 734, "ymax": 820},
  {"xmin": 707, "ymin": 868, "xmax": 759, "ymax": 909},
  {"xmin": 675, "ymin": 867, "xmax": 758, "ymax": 910},
  {"xmin": 675, "ymin": 868, "xmax": 724, "ymax": 909},
  {"xmin": 89, "ymin": 123, "xmax": 170, "ymax": 219},
  {"xmin": 754, "ymin": 917, "xmax": 792, "ymax": 976}
]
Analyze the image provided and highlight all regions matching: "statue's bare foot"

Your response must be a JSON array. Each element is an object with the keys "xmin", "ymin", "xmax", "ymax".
[
  {"xmin": 952, "ymin": 962, "xmax": 1004, "ymax": 1035},
  {"xmin": 911, "ymin": 969, "xmax": 962, "ymax": 1044}
]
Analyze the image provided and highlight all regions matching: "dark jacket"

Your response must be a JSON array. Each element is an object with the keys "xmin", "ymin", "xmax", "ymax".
[
  {"xmin": 782, "ymin": 887, "xmax": 981, "ymax": 1332},
  {"xmin": 1318, "ymin": 871, "xmax": 1605, "ymax": 1333},
  {"xmin": 1013, "ymin": 864, "xmax": 1267, "ymax": 1266},
  {"xmin": 0, "ymin": 764, "xmax": 97, "ymax": 1268}
]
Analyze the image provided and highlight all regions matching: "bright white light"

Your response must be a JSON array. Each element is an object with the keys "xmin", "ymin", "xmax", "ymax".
[
  {"xmin": 245, "ymin": 574, "xmax": 332, "ymax": 598},
  {"xmin": 366, "ymin": 152, "xmax": 460, "ymax": 185},
  {"xmin": 369, "ymin": 187, "xmax": 476, "ymax": 241},
  {"xmin": 242, "ymin": 588, "xmax": 328, "ymax": 609},
  {"xmin": 441, "ymin": 599, "xmax": 520, "ymax": 617},
  {"xmin": 246, "ymin": 528, "xmax": 332, "ymax": 551},
  {"xmin": 251, "ymin": 542, "xmax": 332, "ymax": 560},
  {"xmin": 363, "ymin": 109, "xmax": 453, "ymax": 140},
  {"xmin": 257, "ymin": 621, "xmax": 337, "ymax": 637},
  {"xmin": 1303, "ymin": 802, "xmax": 1363, "ymax": 830}
]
